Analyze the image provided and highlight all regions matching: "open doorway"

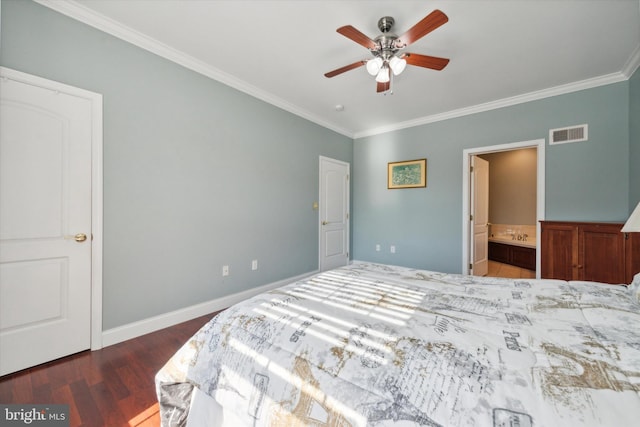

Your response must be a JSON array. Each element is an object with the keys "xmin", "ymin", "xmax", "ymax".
[{"xmin": 462, "ymin": 139, "xmax": 545, "ymax": 278}]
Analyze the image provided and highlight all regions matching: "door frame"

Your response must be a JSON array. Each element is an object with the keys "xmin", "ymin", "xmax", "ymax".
[
  {"xmin": 318, "ymin": 156, "xmax": 350, "ymax": 271},
  {"xmin": 1, "ymin": 67, "xmax": 104, "ymax": 350},
  {"xmin": 462, "ymin": 139, "xmax": 545, "ymax": 277}
]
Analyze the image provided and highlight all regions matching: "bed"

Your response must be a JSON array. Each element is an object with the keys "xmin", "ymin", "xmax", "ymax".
[{"xmin": 155, "ymin": 262, "xmax": 640, "ymax": 426}]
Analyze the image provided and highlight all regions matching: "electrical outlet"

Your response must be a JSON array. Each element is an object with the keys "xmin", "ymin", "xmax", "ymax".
[
  {"xmin": 222, "ymin": 265, "xmax": 229, "ymax": 276},
  {"xmin": 390, "ymin": 245, "xmax": 396, "ymax": 253},
  {"xmin": 251, "ymin": 260, "xmax": 258, "ymax": 270}
]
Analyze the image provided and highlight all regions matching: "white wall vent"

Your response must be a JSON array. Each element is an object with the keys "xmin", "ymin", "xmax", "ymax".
[{"xmin": 549, "ymin": 124, "xmax": 588, "ymax": 145}]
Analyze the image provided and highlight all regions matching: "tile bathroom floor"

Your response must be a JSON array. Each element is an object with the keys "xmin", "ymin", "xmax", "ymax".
[{"xmin": 486, "ymin": 260, "xmax": 536, "ymax": 279}]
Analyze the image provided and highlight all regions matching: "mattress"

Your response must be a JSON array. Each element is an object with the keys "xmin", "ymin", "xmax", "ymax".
[{"xmin": 156, "ymin": 262, "xmax": 640, "ymax": 426}]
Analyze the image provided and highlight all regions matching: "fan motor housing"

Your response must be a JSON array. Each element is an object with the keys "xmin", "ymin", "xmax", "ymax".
[
  {"xmin": 374, "ymin": 16, "xmax": 399, "ymax": 54},
  {"xmin": 377, "ymin": 16, "xmax": 395, "ymax": 32}
]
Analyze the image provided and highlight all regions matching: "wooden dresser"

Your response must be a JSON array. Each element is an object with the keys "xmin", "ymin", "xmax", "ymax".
[{"xmin": 540, "ymin": 221, "xmax": 640, "ymax": 284}]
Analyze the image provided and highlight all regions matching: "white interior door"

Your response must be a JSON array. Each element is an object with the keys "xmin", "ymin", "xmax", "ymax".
[
  {"xmin": 471, "ymin": 156, "xmax": 489, "ymax": 276},
  {"xmin": 319, "ymin": 157, "xmax": 350, "ymax": 272},
  {"xmin": 0, "ymin": 72, "xmax": 94, "ymax": 375}
]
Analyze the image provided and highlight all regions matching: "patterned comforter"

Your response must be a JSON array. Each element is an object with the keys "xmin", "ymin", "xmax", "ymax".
[{"xmin": 156, "ymin": 262, "xmax": 640, "ymax": 426}]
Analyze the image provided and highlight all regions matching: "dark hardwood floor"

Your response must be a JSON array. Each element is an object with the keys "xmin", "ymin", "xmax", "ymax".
[{"xmin": 0, "ymin": 312, "xmax": 219, "ymax": 427}]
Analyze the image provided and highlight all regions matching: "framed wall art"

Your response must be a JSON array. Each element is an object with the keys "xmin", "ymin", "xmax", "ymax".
[{"xmin": 388, "ymin": 158, "xmax": 427, "ymax": 189}]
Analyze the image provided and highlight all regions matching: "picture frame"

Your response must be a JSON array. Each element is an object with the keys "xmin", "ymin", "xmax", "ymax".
[{"xmin": 388, "ymin": 158, "xmax": 427, "ymax": 189}]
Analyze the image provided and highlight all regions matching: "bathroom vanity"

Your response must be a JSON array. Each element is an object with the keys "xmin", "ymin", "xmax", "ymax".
[
  {"xmin": 488, "ymin": 240, "xmax": 536, "ymax": 271},
  {"xmin": 488, "ymin": 224, "xmax": 537, "ymax": 271}
]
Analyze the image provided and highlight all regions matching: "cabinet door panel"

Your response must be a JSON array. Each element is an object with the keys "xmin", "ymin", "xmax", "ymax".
[
  {"xmin": 541, "ymin": 224, "xmax": 577, "ymax": 281},
  {"xmin": 511, "ymin": 246, "xmax": 536, "ymax": 271},
  {"xmin": 488, "ymin": 242, "xmax": 510, "ymax": 264},
  {"xmin": 580, "ymin": 224, "xmax": 625, "ymax": 284}
]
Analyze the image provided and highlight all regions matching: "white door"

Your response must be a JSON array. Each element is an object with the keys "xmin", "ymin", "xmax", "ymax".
[
  {"xmin": 471, "ymin": 156, "xmax": 489, "ymax": 276},
  {"xmin": 319, "ymin": 157, "xmax": 350, "ymax": 271},
  {"xmin": 0, "ymin": 73, "xmax": 94, "ymax": 375}
]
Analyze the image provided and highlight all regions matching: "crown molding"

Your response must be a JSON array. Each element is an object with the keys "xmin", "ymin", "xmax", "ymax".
[
  {"xmin": 33, "ymin": 0, "xmax": 354, "ymax": 138},
  {"xmin": 622, "ymin": 44, "xmax": 640, "ymax": 78},
  {"xmin": 353, "ymin": 71, "xmax": 629, "ymax": 139}
]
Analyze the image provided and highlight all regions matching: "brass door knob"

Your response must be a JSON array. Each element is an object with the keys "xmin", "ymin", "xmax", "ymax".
[
  {"xmin": 322, "ymin": 221, "xmax": 329, "ymax": 225},
  {"xmin": 74, "ymin": 233, "xmax": 87, "ymax": 242}
]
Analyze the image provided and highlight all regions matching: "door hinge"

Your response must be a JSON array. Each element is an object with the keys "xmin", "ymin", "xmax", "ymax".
[
  {"xmin": 346, "ymin": 213, "xmax": 349, "ymax": 219},
  {"xmin": 346, "ymin": 174, "xmax": 349, "ymax": 181},
  {"xmin": 470, "ymin": 166, "xmax": 474, "ymax": 172},
  {"xmin": 469, "ymin": 263, "xmax": 473, "ymax": 270},
  {"xmin": 470, "ymin": 214, "xmax": 473, "ymax": 221},
  {"xmin": 347, "ymin": 252, "xmax": 349, "ymax": 258}
]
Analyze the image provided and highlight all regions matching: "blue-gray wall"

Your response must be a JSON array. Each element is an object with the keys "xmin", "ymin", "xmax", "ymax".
[
  {"xmin": 0, "ymin": 0, "xmax": 352, "ymax": 329},
  {"xmin": 352, "ymin": 82, "xmax": 631, "ymax": 273},
  {"xmin": 631, "ymin": 67, "xmax": 640, "ymax": 209}
]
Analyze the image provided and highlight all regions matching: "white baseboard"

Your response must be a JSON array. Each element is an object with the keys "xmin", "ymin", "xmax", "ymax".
[{"xmin": 100, "ymin": 269, "xmax": 318, "ymax": 348}]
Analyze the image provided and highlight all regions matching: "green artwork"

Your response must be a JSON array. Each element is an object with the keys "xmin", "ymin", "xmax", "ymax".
[
  {"xmin": 388, "ymin": 159, "xmax": 426, "ymax": 188},
  {"xmin": 392, "ymin": 164, "xmax": 422, "ymax": 186}
]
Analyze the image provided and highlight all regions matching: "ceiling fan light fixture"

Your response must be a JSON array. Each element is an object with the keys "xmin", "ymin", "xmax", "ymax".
[
  {"xmin": 375, "ymin": 66, "xmax": 390, "ymax": 83},
  {"xmin": 366, "ymin": 57, "xmax": 383, "ymax": 76},
  {"xmin": 324, "ymin": 9, "xmax": 450, "ymax": 93},
  {"xmin": 389, "ymin": 55, "xmax": 407, "ymax": 75}
]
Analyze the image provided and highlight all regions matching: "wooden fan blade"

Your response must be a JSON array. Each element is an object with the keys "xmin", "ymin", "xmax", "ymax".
[
  {"xmin": 396, "ymin": 9, "xmax": 448, "ymax": 48},
  {"xmin": 377, "ymin": 81, "xmax": 390, "ymax": 93},
  {"xmin": 404, "ymin": 53, "xmax": 450, "ymax": 70},
  {"xmin": 324, "ymin": 60, "xmax": 366, "ymax": 78},
  {"xmin": 337, "ymin": 25, "xmax": 377, "ymax": 50}
]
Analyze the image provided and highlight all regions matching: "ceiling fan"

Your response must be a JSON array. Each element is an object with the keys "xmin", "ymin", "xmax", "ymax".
[{"xmin": 324, "ymin": 9, "xmax": 450, "ymax": 93}]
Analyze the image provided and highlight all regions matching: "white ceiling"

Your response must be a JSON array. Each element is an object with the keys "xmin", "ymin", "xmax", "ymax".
[{"xmin": 38, "ymin": 0, "xmax": 640, "ymax": 138}]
